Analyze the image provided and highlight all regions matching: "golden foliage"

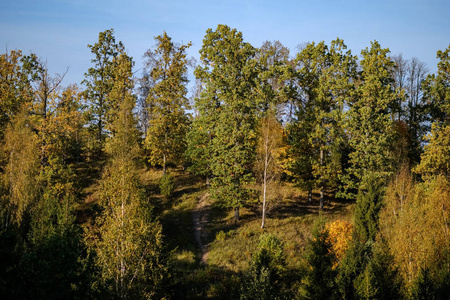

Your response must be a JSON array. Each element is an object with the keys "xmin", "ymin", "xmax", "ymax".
[
  {"xmin": 2, "ymin": 107, "xmax": 40, "ymax": 225},
  {"xmin": 325, "ymin": 219, "xmax": 353, "ymax": 268},
  {"xmin": 380, "ymin": 168, "xmax": 450, "ymax": 289}
]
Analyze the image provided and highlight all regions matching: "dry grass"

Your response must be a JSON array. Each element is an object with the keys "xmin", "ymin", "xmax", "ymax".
[
  {"xmin": 76, "ymin": 165, "xmax": 355, "ymax": 298},
  {"xmin": 203, "ymin": 181, "xmax": 355, "ymax": 272}
]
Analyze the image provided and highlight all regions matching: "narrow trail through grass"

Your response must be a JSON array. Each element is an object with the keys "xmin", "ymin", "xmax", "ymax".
[{"xmin": 193, "ymin": 193, "xmax": 210, "ymax": 264}]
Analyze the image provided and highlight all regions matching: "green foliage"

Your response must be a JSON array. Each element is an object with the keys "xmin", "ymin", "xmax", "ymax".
[
  {"xmin": 411, "ymin": 268, "xmax": 437, "ymax": 300},
  {"xmin": 354, "ymin": 243, "xmax": 402, "ymax": 300},
  {"xmin": 354, "ymin": 174, "xmax": 384, "ymax": 243},
  {"xmin": 288, "ymin": 39, "xmax": 357, "ymax": 205},
  {"xmin": 160, "ymin": 172, "xmax": 175, "ymax": 198},
  {"xmin": 87, "ymin": 97, "xmax": 166, "ymax": 299},
  {"xmin": 241, "ymin": 234, "xmax": 287, "ymax": 300},
  {"xmin": 21, "ymin": 194, "xmax": 84, "ymax": 300},
  {"xmin": 415, "ymin": 123, "xmax": 450, "ymax": 179},
  {"xmin": 343, "ymin": 41, "xmax": 398, "ymax": 198},
  {"xmin": 192, "ymin": 24, "xmax": 260, "ymax": 220},
  {"xmin": 143, "ymin": 31, "xmax": 191, "ymax": 172},
  {"xmin": 422, "ymin": 44, "xmax": 450, "ymax": 125},
  {"xmin": 107, "ymin": 52, "xmax": 135, "ymax": 136},
  {"xmin": 185, "ymin": 115, "xmax": 212, "ymax": 179},
  {"xmin": 301, "ymin": 220, "xmax": 338, "ymax": 299},
  {"xmin": 83, "ymin": 28, "xmax": 125, "ymax": 144},
  {"xmin": 251, "ymin": 234, "xmax": 286, "ymax": 280},
  {"xmin": 2, "ymin": 27, "xmax": 450, "ymax": 300},
  {"xmin": 337, "ymin": 174, "xmax": 389, "ymax": 298}
]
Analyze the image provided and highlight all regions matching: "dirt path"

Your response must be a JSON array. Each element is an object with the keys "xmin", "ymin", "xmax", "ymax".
[{"xmin": 193, "ymin": 193, "xmax": 209, "ymax": 265}]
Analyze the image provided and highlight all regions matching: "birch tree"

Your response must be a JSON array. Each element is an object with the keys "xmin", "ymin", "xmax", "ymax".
[{"xmin": 88, "ymin": 73, "xmax": 165, "ymax": 300}]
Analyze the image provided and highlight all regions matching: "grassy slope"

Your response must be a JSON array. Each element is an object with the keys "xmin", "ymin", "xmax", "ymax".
[
  {"xmin": 145, "ymin": 168, "xmax": 354, "ymax": 298},
  {"xmin": 77, "ymin": 166, "xmax": 355, "ymax": 298}
]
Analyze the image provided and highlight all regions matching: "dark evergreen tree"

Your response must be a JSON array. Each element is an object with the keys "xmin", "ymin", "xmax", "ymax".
[
  {"xmin": 301, "ymin": 220, "xmax": 338, "ymax": 299},
  {"xmin": 241, "ymin": 234, "xmax": 286, "ymax": 300}
]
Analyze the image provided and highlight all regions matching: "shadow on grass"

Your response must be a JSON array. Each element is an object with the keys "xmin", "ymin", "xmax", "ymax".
[{"xmin": 267, "ymin": 190, "xmax": 354, "ymax": 220}]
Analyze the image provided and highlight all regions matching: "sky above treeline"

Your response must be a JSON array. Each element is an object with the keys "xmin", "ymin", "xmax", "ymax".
[{"xmin": 1, "ymin": 0, "xmax": 449, "ymax": 92}]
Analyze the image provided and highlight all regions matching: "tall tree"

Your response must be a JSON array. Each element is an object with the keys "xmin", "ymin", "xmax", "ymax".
[
  {"xmin": 108, "ymin": 52, "xmax": 135, "ymax": 136},
  {"xmin": 1, "ymin": 107, "xmax": 39, "ymax": 227},
  {"xmin": 143, "ymin": 31, "xmax": 192, "ymax": 174},
  {"xmin": 256, "ymin": 40, "xmax": 291, "ymax": 115},
  {"xmin": 391, "ymin": 54, "xmax": 429, "ymax": 165},
  {"xmin": 193, "ymin": 24, "xmax": 260, "ymax": 221},
  {"xmin": 343, "ymin": 41, "xmax": 398, "ymax": 197},
  {"xmin": 423, "ymin": 44, "xmax": 450, "ymax": 125},
  {"xmin": 83, "ymin": 29, "xmax": 125, "ymax": 145},
  {"xmin": 0, "ymin": 50, "xmax": 33, "ymax": 143},
  {"xmin": 288, "ymin": 39, "xmax": 357, "ymax": 207},
  {"xmin": 88, "ymin": 94, "xmax": 165, "ymax": 299},
  {"xmin": 254, "ymin": 110, "xmax": 287, "ymax": 229},
  {"xmin": 21, "ymin": 54, "xmax": 81, "ymax": 167},
  {"xmin": 253, "ymin": 40, "xmax": 291, "ymax": 228},
  {"xmin": 415, "ymin": 44, "xmax": 450, "ymax": 179}
]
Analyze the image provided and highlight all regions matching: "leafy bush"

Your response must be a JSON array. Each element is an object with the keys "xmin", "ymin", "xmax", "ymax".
[{"xmin": 216, "ymin": 230, "xmax": 226, "ymax": 241}]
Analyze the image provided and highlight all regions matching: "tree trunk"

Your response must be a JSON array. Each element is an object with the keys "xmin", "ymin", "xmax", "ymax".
[
  {"xmin": 261, "ymin": 178, "xmax": 267, "ymax": 229},
  {"xmin": 320, "ymin": 188, "xmax": 324, "ymax": 211},
  {"xmin": 319, "ymin": 148, "xmax": 324, "ymax": 211},
  {"xmin": 163, "ymin": 153, "xmax": 166, "ymax": 175},
  {"xmin": 234, "ymin": 207, "xmax": 240, "ymax": 222}
]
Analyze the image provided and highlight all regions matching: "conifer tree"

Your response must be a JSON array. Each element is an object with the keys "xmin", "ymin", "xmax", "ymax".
[
  {"xmin": 339, "ymin": 174, "xmax": 401, "ymax": 299},
  {"xmin": 301, "ymin": 220, "xmax": 338, "ymax": 299},
  {"xmin": 143, "ymin": 32, "xmax": 191, "ymax": 174},
  {"xmin": 241, "ymin": 234, "xmax": 286, "ymax": 300},
  {"xmin": 193, "ymin": 24, "xmax": 260, "ymax": 221}
]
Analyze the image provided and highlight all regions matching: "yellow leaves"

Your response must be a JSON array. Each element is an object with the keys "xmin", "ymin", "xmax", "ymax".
[
  {"xmin": 380, "ymin": 171, "xmax": 450, "ymax": 289},
  {"xmin": 325, "ymin": 219, "xmax": 353, "ymax": 269}
]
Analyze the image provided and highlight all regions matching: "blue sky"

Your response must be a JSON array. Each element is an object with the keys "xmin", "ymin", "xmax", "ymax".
[{"xmin": 1, "ymin": 0, "xmax": 449, "ymax": 89}]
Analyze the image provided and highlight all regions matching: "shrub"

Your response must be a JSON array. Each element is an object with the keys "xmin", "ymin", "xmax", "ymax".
[
  {"xmin": 159, "ymin": 173, "xmax": 175, "ymax": 198},
  {"xmin": 240, "ymin": 234, "xmax": 286, "ymax": 300}
]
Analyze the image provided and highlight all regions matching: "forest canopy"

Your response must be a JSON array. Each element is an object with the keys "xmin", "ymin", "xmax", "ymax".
[{"xmin": 0, "ymin": 25, "xmax": 449, "ymax": 299}]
